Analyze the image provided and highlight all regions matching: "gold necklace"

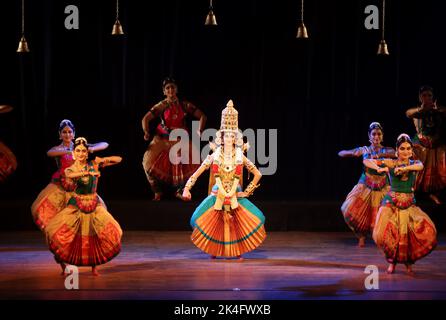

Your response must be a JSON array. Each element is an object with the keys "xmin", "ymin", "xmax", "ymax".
[{"xmin": 221, "ymin": 150, "xmax": 236, "ymax": 172}]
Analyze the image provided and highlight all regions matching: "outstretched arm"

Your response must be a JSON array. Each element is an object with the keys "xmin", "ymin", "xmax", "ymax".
[
  {"xmin": 379, "ymin": 148, "xmax": 396, "ymax": 159},
  {"xmin": 88, "ymin": 142, "xmax": 109, "ymax": 153},
  {"xmin": 182, "ymin": 154, "xmax": 213, "ymax": 200},
  {"xmin": 338, "ymin": 147, "xmax": 364, "ymax": 158},
  {"xmin": 95, "ymin": 156, "xmax": 122, "ymax": 168},
  {"xmin": 47, "ymin": 145, "xmax": 71, "ymax": 157}
]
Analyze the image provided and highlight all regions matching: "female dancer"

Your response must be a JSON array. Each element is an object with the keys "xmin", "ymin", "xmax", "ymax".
[
  {"xmin": 142, "ymin": 77, "xmax": 207, "ymax": 200},
  {"xmin": 339, "ymin": 122, "xmax": 395, "ymax": 247},
  {"xmin": 406, "ymin": 86, "xmax": 446, "ymax": 204},
  {"xmin": 182, "ymin": 100, "xmax": 266, "ymax": 260},
  {"xmin": 364, "ymin": 134, "xmax": 437, "ymax": 274},
  {"xmin": 0, "ymin": 105, "xmax": 17, "ymax": 183},
  {"xmin": 31, "ymin": 119, "xmax": 108, "ymax": 231},
  {"xmin": 45, "ymin": 137, "xmax": 123, "ymax": 276}
]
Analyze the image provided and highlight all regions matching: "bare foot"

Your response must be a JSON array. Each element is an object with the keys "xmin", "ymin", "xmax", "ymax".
[
  {"xmin": 387, "ymin": 263, "xmax": 396, "ymax": 274},
  {"xmin": 237, "ymin": 255, "xmax": 243, "ymax": 261},
  {"xmin": 358, "ymin": 237, "xmax": 366, "ymax": 248},
  {"xmin": 405, "ymin": 264, "xmax": 414, "ymax": 275},
  {"xmin": 92, "ymin": 266, "xmax": 99, "ymax": 276},
  {"xmin": 153, "ymin": 193, "xmax": 162, "ymax": 201},
  {"xmin": 429, "ymin": 194, "xmax": 442, "ymax": 205}
]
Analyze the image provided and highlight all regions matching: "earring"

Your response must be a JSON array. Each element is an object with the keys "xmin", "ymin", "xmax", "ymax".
[{"xmin": 395, "ymin": 152, "xmax": 398, "ymax": 158}]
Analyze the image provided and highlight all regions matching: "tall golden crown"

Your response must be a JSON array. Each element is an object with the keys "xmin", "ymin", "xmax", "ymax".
[{"xmin": 220, "ymin": 100, "xmax": 238, "ymax": 132}]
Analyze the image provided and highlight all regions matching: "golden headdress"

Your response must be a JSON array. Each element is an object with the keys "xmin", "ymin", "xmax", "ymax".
[
  {"xmin": 212, "ymin": 99, "xmax": 249, "ymax": 151},
  {"xmin": 220, "ymin": 99, "xmax": 239, "ymax": 132}
]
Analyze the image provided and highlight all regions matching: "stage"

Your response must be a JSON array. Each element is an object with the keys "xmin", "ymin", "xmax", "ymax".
[{"xmin": 1, "ymin": 231, "xmax": 445, "ymax": 300}]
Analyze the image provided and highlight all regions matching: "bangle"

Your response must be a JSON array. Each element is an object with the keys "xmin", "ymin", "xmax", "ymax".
[{"xmin": 244, "ymin": 182, "xmax": 260, "ymax": 196}]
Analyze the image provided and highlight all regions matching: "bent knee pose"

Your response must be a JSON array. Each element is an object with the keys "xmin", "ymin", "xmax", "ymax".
[
  {"xmin": 45, "ymin": 137, "xmax": 122, "ymax": 276},
  {"xmin": 339, "ymin": 122, "xmax": 395, "ymax": 247},
  {"xmin": 406, "ymin": 86, "xmax": 446, "ymax": 205},
  {"xmin": 364, "ymin": 134, "xmax": 437, "ymax": 275},
  {"xmin": 31, "ymin": 119, "xmax": 108, "ymax": 231},
  {"xmin": 141, "ymin": 77, "xmax": 207, "ymax": 201}
]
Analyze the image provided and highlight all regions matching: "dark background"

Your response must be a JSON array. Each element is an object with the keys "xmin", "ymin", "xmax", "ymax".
[{"xmin": 0, "ymin": 1, "xmax": 445, "ymax": 213}]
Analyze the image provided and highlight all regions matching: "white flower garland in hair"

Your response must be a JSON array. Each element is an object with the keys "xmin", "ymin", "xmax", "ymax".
[
  {"xmin": 75, "ymin": 137, "xmax": 88, "ymax": 145},
  {"xmin": 369, "ymin": 121, "xmax": 382, "ymax": 129},
  {"xmin": 397, "ymin": 133, "xmax": 411, "ymax": 141},
  {"xmin": 60, "ymin": 119, "xmax": 73, "ymax": 126}
]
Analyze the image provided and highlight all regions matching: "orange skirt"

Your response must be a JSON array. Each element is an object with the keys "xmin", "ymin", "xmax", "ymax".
[
  {"xmin": 341, "ymin": 183, "xmax": 389, "ymax": 238},
  {"xmin": 31, "ymin": 183, "xmax": 107, "ymax": 232},
  {"xmin": 413, "ymin": 144, "xmax": 446, "ymax": 193},
  {"xmin": 373, "ymin": 205, "xmax": 437, "ymax": 264},
  {"xmin": 142, "ymin": 135, "xmax": 199, "ymax": 187},
  {"xmin": 31, "ymin": 183, "xmax": 68, "ymax": 231},
  {"xmin": 46, "ymin": 204, "xmax": 122, "ymax": 266},
  {"xmin": 191, "ymin": 196, "xmax": 266, "ymax": 257}
]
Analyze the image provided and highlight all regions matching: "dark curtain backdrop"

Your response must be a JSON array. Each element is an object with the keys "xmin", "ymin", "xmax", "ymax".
[{"xmin": 0, "ymin": 0, "xmax": 445, "ymax": 201}]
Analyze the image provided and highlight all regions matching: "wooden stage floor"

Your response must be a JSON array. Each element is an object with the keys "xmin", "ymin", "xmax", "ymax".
[{"xmin": 0, "ymin": 231, "xmax": 445, "ymax": 300}]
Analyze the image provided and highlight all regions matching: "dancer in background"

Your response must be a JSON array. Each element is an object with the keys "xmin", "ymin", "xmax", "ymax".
[
  {"xmin": 364, "ymin": 134, "xmax": 437, "ymax": 274},
  {"xmin": 182, "ymin": 100, "xmax": 266, "ymax": 260},
  {"xmin": 46, "ymin": 137, "xmax": 123, "ymax": 276},
  {"xmin": 142, "ymin": 77, "xmax": 207, "ymax": 201},
  {"xmin": 0, "ymin": 105, "xmax": 17, "ymax": 182},
  {"xmin": 338, "ymin": 122, "xmax": 395, "ymax": 247},
  {"xmin": 31, "ymin": 119, "xmax": 108, "ymax": 231},
  {"xmin": 406, "ymin": 86, "xmax": 446, "ymax": 204}
]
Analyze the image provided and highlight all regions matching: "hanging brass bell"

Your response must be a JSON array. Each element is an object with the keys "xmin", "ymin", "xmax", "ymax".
[
  {"xmin": 377, "ymin": 39, "xmax": 389, "ymax": 55},
  {"xmin": 112, "ymin": 19, "xmax": 124, "ymax": 35},
  {"xmin": 205, "ymin": 10, "xmax": 217, "ymax": 26},
  {"xmin": 296, "ymin": 22, "xmax": 308, "ymax": 39},
  {"xmin": 16, "ymin": 35, "xmax": 30, "ymax": 53}
]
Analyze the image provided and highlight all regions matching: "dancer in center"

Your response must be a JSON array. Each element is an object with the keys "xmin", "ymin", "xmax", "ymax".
[
  {"xmin": 364, "ymin": 134, "xmax": 437, "ymax": 274},
  {"xmin": 338, "ymin": 122, "xmax": 395, "ymax": 247},
  {"xmin": 182, "ymin": 100, "xmax": 266, "ymax": 260}
]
